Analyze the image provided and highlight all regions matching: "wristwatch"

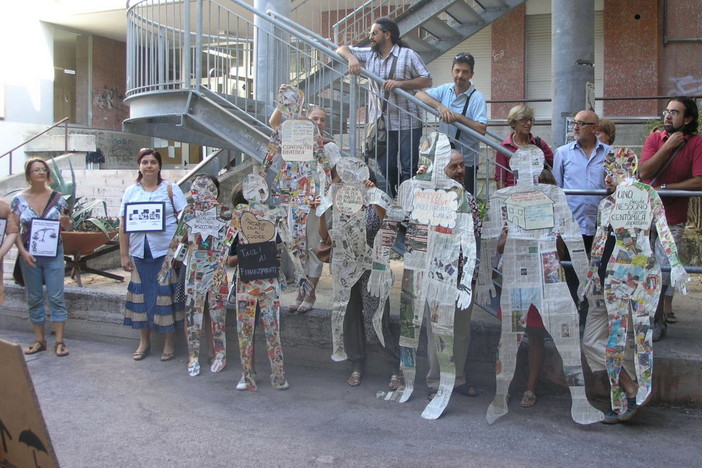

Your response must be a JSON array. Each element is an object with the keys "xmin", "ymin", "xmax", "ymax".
[{"xmin": 660, "ymin": 184, "xmax": 667, "ymax": 190}]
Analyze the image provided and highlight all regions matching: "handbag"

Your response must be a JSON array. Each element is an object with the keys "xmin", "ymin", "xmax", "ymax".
[
  {"xmin": 364, "ymin": 55, "xmax": 398, "ymax": 159},
  {"xmin": 13, "ymin": 257, "xmax": 24, "ymax": 286},
  {"xmin": 312, "ymin": 238, "xmax": 332, "ymax": 263}
]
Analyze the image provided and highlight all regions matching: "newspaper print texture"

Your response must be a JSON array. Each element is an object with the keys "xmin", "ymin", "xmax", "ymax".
[
  {"xmin": 581, "ymin": 147, "xmax": 689, "ymax": 413},
  {"xmin": 229, "ymin": 174, "xmax": 311, "ymax": 391},
  {"xmin": 261, "ymin": 86, "xmax": 331, "ymax": 272},
  {"xmin": 369, "ymin": 132, "xmax": 476, "ymax": 419},
  {"xmin": 476, "ymin": 145, "xmax": 604, "ymax": 425},
  {"xmin": 157, "ymin": 176, "xmax": 230, "ymax": 377},
  {"xmin": 316, "ymin": 158, "xmax": 392, "ymax": 362}
]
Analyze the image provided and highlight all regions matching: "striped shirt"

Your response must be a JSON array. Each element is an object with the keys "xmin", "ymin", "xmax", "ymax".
[{"xmin": 350, "ymin": 44, "xmax": 431, "ymax": 131}]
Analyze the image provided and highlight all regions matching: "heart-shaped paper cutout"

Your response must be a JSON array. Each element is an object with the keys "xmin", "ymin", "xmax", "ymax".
[{"xmin": 240, "ymin": 211, "xmax": 276, "ymax": 243}]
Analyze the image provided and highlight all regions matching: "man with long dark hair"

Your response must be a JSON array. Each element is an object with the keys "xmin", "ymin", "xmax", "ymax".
[
  {"xmin": 639, "ymin": 96, "xmax": 702, "ymax": 341},
  {"xmin": 337, "ymin": 17, "xmax": 432, "ymax": 197}
]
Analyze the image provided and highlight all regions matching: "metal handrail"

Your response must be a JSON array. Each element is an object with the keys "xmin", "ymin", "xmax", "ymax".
[
  {"xmin": 0, "ymin": 117, "xmax": 70, "ymax": 175},
  {"xmin": 266, "ymin": 6, "xmax": 513, "ymax": 159}
]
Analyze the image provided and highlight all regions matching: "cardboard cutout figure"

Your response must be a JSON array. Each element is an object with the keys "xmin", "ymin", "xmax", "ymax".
[
  {"xmin": 158, "ymin": 175, "xmax": 229, "ymax": 376},
  {"xmin": 229, "ymin": 174, "xmax": 311, "ymax": 391},
  {"xmin": 261, "ymin": 86, "xmax": 331, "ymax": 272},
  {"xmin": 315, "ymin": 157, "xmax": 392, "ymax": 362},
  {"xmin": 476, "ymin": 145, "xmax": 604, "ymax": 425},
  {"xmin": 369, "ymin": 132, "xmax": 476, "ymax": 419},
  {"xmin": 580, "ymin": 147, "xmax": 689, "ymax": 414}
]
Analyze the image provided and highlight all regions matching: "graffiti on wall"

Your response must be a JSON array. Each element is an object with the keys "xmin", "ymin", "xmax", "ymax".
[
  {"xmin": 94, "ymin": 86, "xmax": 128, "ymax": 112},
  {"xmin": 668, "ymin": 76, "xmax": 702, "ymax": 97}
]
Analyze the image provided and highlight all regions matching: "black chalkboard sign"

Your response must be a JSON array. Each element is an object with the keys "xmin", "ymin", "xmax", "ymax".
[{"xmin": 238, "ymin": 241, "xmax": 279, "ymax": 281}]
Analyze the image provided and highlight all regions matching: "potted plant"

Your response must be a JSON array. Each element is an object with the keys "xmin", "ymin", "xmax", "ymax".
[{"xmin": 48, "ymin": 157, "xmax": 120, "ymax": 257}]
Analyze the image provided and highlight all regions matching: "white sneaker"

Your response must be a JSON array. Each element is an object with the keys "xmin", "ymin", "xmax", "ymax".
[{"xmin": 236, "ymin": 374, "xmax": 256, "ymax": 391}]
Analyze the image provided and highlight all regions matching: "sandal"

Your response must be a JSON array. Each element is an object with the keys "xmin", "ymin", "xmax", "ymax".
[
  {"xmin": 24, "ymin": 340, "xmax": 47, "ymax": 355},
  {"xmin": 297, "ymin": 299, "xmax": 316, "ymax": 314},
  {"xmin": 454, "ymin": 383, "xmax": 479, "ymax": 397},
  {"xmin": 54, "ymin": 342, "xmax": 70, "ymax": 357},
  {"xmin": 665, "ymin": 312, "xmax": 678, "ymax": 324},
  {"xmin": 388, "ymin": 373, "xmax": 404, "ymax": 390},
  {"xmin": 160, "ymin": 351, "xmax": 176, "ymax": 362},
  {"xmin": 287, "ymin": 298, "xmax": 304, "ymax": 313},
  {"xmin": 520, "ymin": 390, "xmax": 537, "ymax": 408},
  {"xmin": 133, "ymin": 345, "xmax": 150, "ymax": 361},
  {"xmin": 347, "ymin": 371, "xmax": 362, "ymax": 387}
]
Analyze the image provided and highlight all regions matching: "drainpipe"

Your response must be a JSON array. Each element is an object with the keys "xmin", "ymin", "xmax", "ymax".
[
  {"xmin": 254, "ymin": 0, "xmax": 291, "ymax": 117},
  {"xmin": 551, "ymin": 0, "xmax": 595, "ymax": 147}
]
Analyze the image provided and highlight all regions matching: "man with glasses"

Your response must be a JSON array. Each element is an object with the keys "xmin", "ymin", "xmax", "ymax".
[
  {"xmin": 337, "ymin": 17, "xmax": 432, "ymax": 197},
  {"xmin": 553, "ymin": 110, "xmax": 611, "ymax": 328},
  {"xmin": 639, "ymin": 96, "xmax": 702, "ymax": 341},
  {"xmin": 416, "ymin": 53, "xmax": 488, "ymax": 195}
]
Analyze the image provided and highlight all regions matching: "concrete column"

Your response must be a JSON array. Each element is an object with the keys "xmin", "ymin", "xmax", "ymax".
[
  {"xmin": 254, "ymin": 0, "xmax": 291, "ymax": 116},
  {"xmin": 551, "ymin": 0, "xmax": 595, "ymax": 147}
]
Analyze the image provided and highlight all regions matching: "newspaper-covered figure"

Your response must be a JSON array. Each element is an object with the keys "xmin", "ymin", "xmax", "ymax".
[
  {"xmin": 157, "ymin": 175, "xmax": 230, "ymax": 376},
  {"xmin": 260, "ymin": 85, "xmax": 331, "ymax": 273},
  {"xmin": 476, "ymin": 145, "xmax": 604, "ymax": 425},
  {"xmin": 579, "ymin": 147, "xmax": 689, "ymax": 417},
  {"xmin": 369, "ymin": 132, "xmax": 476, "ymax": 419},
  {"xmin": 315, "ymin": 157, "xmax": 392, "ymax": 362},
  {"xmin": 229, "ymin": 174, "xmax": 311, "ymax": 391}
]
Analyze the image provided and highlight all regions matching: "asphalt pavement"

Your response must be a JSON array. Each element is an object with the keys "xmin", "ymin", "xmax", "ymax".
[{"xmin": 2, "ymin": 326, "xmax": 702, "ymax": 468}]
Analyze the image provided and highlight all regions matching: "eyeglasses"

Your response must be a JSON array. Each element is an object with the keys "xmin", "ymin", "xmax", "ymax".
[
  {"xmin": 518, "ymin": 118, "xmax": 534, "ymax": 124},
  {"xmin": 369, "ymin": 30, "xmax": 383, "ymax": 37},
  {"xmin": 662, "ymin": 109, "xmax": 681, "ymax": 117},
  {"xmin": 31, "ymin": 168, "xmax": 50, "ymax": 174},
  {"xmin": 573, "ymin": 121, "xmax": 596, "ymax": 127}
]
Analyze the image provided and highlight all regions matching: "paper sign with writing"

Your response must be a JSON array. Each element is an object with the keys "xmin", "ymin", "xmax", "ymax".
[
  {"xmin": 611, "ymin": 185, "xmax": 652, "ymax": 230},
  {"xmin": 334, "ymin": 185, "xmax": 364, "ymax": 217},
  {"xmin": 28, "ymin": 219, "xmax": 60, "ymax": 257},
  {"xmin": 410, "ymin": 188, "xmax": 458, "ymax": 228},
  {"xmin": 185, "ymin": 206, "xmax": 226, "ymax": 241},
  {"xmin": 238, "ymin": 241, "xmax": 279, "ymax": 281},
  {"xmin": 281, "ymin": 120, "xmax": 315, "ymax": 161},
  {"xmin": 505, "ymin": 191, "xmax": 555, "ymax": 230},
  {"xmin": 240, "ymin": 212, "xmax": 275, "ymax": 243}
]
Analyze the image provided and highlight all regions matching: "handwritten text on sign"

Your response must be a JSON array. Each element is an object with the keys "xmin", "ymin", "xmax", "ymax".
[
  {"xmin": 334, "ymin": 185, "xmax": 364, "ymax": 217},
  {"xmin": 411, "ymin": 188, "xmax": 457, "ymax": 228},
  {"xmin": 505, "ymin": 191, "xmax": 555, "ymax": 230},
  {"xmin": 238, "ymin": 241, "xmax": 279, "ymax": 281},
  {"xmin": 611, "ymin": 185, "xmax": 651, "ymax": 230},
  {"xmin": 281, "ymin": 120, "xmax": 315, "ymax": 161}
]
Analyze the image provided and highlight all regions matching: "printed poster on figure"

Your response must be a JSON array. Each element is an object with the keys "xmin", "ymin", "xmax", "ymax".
[
  {"xmin": 28, "ymin": 219, "xmax": 60, "ymax": 257},
  {"xmin": 281, "ymin": 120, "xmax": 315, "ymax": 162},
  {"xmin": 123, "ymin": 201, "xmax": 166, "ymax": 232}
]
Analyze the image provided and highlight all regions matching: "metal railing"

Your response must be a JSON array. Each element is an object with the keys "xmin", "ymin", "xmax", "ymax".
[
  {"xmin": 0, "ymin": 117, "xmax": 70, "ymax": 175},
  {"xmin": 126, "ymin": 0, "xmax": 513, "ymax": 200}
]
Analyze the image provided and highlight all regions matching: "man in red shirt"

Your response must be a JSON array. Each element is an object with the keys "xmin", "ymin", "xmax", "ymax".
[{"xmin": 639, "ymin": 96, "xmax": 702, "ymax": 341}]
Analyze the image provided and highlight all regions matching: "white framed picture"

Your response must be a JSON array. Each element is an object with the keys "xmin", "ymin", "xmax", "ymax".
[
  {"xmin": 28, "ymin": 219, "xmax": 60, "ymax": 257},
  {"xmin": 124, "ymin": 202, "xmax": 166, "ymax": 233}
]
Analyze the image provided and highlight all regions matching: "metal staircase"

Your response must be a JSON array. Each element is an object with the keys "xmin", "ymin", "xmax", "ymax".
[{"xmin": 124, "ymin": 0, "xmax": 521, "ymax": 167}]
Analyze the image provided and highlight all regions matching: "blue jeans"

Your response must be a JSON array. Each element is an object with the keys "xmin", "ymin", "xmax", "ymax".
[
  {"xmin": 20, "ymin": 244, "xmax": 68, "ymax": 325},
  {"xmin": 380, "ymin": 127, "xmax": 423, "ymax": 197}
]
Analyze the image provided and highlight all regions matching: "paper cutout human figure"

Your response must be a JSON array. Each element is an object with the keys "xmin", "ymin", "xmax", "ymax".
[
  {"xmin": 580, "ymin": 147, "xmax": 689, "ymax": 414},
  {"xmin": 158, "ymin": 175, "xmax": 229, "ymax": 376},
  {"xmin": 315, "ymin": 157, "xmax": 392, "ymax": 362},
  {"xmin": 369, "ymin": 132, "xmax": 476, "ymax": 419},
  {"xmin": 476, "ymin": 145, "xmax": 604, "ymax": 425},
  {"xmin": 261, "ymin": 86, "xmax": 331, "ymax": 271},
  {"xmin": 229, "ymin": 174, "xmax": 311, "ymax": 391}
]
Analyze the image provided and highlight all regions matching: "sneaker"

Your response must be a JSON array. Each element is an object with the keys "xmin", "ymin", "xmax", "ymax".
[
  {"xmin": 601, "ymin": 409, "xmax": 620, "ymax": 425},
  {"xmin": 652, "ymin": 320, "xmax": 667, "ymax": 342},
  {"xmin": 236, "ymin": 374, "xmax": 256, "ymax": 391},
  {"xmin": 618, "ymin": 398, "xmax": 639, "ymax": 422}
]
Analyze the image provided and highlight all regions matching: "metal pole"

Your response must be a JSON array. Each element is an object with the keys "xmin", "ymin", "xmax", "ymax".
[{"xmin": 551, "ymin": 0, "xmax": 595, "ymax": 147}]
